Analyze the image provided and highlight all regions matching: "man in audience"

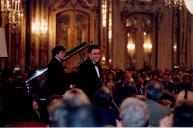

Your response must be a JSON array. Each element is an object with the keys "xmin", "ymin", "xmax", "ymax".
[
  {"xmin": 62, "ymin": 88, "xmax": 91, "ymax": 105},
  {"xmin": 145, "ymin": 80, "xmax": 171, "ymax": 126},
  {"xmin": 94, "ymin": 86, "xmax": 119, "ymax": 126},
  {"xmin": 116, "ymin": 97, "xmax": 149, "ymax": 127},
  {"xmin": 113, "ymin": 71, "xmax": 137, "ymax": 106},
  {"xmin": 160, "ymin": 100, "xmax": 193, "ymax": 127},
  {"xmin": 51, "ymin": 99, "xmax": 103, "ymax": 127}
]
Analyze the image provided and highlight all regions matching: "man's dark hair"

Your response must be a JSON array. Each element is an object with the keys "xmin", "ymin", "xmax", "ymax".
[
  {"xmin": 47, "ymin": 94, "xmax": 62, "ymax": 106},
  {"xmin": 94, "ymin": 86, "xmax": 113, "ymax": 108},
  {"xmin": 52, "ymin": 46, "xmax": 66, "ymax": 57},
  {"xmin": 88, "ymin": 44, "xmax": 100, "ymax": 53},
  {"xmin": 146, "ymin": 80, "xmax": 163, "ymax": 101},
  {"xmin": 173, "ymin": 101, "xmax": 193, "ymax": 127}
]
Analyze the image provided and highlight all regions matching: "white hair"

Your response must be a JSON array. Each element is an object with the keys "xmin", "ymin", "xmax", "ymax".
[{"xmin": 120, "ymin": 97, "xmax": 149, "ymax": 127}]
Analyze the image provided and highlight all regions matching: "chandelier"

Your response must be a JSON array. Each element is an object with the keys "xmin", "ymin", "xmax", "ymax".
[
  {"xmin": 0, "ymin": 0, "xmax": 23, "ymax": 33},
  {"xmin": 165, "ymin": 0, "xmax": 184, "ymax": 9}
]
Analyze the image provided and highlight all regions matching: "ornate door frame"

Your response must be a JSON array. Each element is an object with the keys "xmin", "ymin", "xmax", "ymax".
[{"xmin": 48, "ymin": 0, "xmax": 97, "ymax": 61}]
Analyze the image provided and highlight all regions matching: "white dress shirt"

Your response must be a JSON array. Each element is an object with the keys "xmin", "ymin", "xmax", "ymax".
[{"xmin": 92, "ymin": 61, "xmax": 100, "ymax": 79}]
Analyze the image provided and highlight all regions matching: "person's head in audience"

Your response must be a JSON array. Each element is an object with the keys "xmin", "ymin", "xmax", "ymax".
[
  {"xmin": 94, "ymin": 86, "xmax": 113, "ymax": 108},
  {"xmin": 173, "ymin": 100, "xmax": 193, "ymax": 127},
  {"xmin": 124, "ymin": 71, "xmax": 134, "ymax": 85},
  {"xmin": 177, "ymin": 70, "xmax": 183, "ymax": 78},
  {"xmin": 63, "ymin": 88, "xmax": 90, "ymax": 105},
  {"xmin": 106, "ymin": 71, "xmax": 115, "ymax": 82},
  {"xmin": 146, "ymin": 80, "xmax": 163, "ymax": 101},
  {"xmin": 47, "ymin": 95, "xmax": 63, "ymax": 122},
  {"xmin": 162, "ymin": 72, "xmax": 171, "ymax": 83},
  {"xmin": 178, "ymin": 74, "xmax": 192, "ymax": 92},
  {"xmin": 138, "ymin": 73, "xmax": 146, "ymax": 84},
  {"xmin": 160, "ymin": 100, "xmax": 193, "ymax": 127},
  {"xmin": 117, "ymin": 97, "xmax": 149, "ymax": 127},
  {"xmin": 51, "ymin": 99, "xmax": 103, "ymax": 127},
  {"xmin": 14, "ymin": 94, "xmax": 40, "ymax": 122},
  {"xmin": 183, "ymin": 73, "xmax": 191, "ymax": 84},
  {"xmin": 150, "ymin": 71, "xmax": 159, "ymax": 80}
]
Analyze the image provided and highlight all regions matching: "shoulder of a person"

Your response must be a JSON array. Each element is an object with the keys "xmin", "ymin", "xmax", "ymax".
[
  {"xmin": 81, "ymin": 58, "xmax": 93, "ymax": 66},
  {"xmin": 49, "ymin": 57, "xmax": 58, "ymax": 63}
]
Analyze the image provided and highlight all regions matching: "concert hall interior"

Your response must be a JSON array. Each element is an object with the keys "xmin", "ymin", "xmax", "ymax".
[{"xmin": 1, "ymin": 0, "xmax": 193, "ymax": 127}]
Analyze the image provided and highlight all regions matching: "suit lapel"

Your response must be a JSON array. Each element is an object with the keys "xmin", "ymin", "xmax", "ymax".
[{"xmin": 88, "ymin": 59, "xmax": 100, "ymax": 79}]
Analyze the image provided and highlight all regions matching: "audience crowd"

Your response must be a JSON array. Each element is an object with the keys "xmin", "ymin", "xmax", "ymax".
[{"xmin": 1, "ymin": 66, "xmax": 193, "ymax": 127}]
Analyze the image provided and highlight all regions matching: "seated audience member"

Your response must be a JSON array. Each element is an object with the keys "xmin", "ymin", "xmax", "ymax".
[
  {"xmin": 62, "ymin": 88, "xmax": 90, "ymax": 105},
  {"xmin": 145, "ymin": 80, "xmax": 171, "ymax": 126},
  {"xmin": 176, "ymin": 90, "xmax": 193, "ymax": 105},
  {"xmin": 94, "ymin": 86, "xmax": 119, "ymax": 126},
  {"xmin": 106, "ymin": 71, "xmax": 116, "ymax": 91},
  {"xmin": 113, "ymin": 71, "xmax": 137, "ymax": 106},
  {"xmin": 175, "ymin": 73, "xmax": 192, "ymax": 93},
  {"xmin": 47, "ymin": 95, "xmax": 63, "ymax": 124},
  {"xmin": 136, "ymin": 73, "xmax": 147, "ymax": 95},
  {"xmin": 117, "ymin": 97, "xmax": 149, "ymax": 127},
  {"xmin": 161, "ymin": 72, "xmax": 175, "ymax": 93},
  {"xmin": 173, "ymin": 101, "xmax": 193, "ymax": 127},
  {"xmin": 11, "ymin": 94, "xmax": 46, "ymax": 127},
  {"xmin": 160, "ymin": 100, "xmax": 193, "ymax": 127},
  {"xmin": 0, "ymin": 69, "xmax": 16, "ymax": 126},
  {"xmin": 51, "ymin": 99, "xmax": 103, "ymax": 127}
]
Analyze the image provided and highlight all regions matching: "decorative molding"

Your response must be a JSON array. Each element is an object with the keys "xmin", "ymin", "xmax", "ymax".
[
  {"xmin": 49, "ymin": 0, "xmax": 98, "ymax": 12},
  {"xmin": 121, "ymin": 8, "xmax": 163, "ymax": 21}
]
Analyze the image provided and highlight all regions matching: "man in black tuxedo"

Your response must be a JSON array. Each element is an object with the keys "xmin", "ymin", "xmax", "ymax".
[
  {"xmin": 45, "ymin": 46, "xmax": 68, "ymax": 97},
  {"xmin": 78, "ymin": 44, "xmax": 103, "ymax": 101}
]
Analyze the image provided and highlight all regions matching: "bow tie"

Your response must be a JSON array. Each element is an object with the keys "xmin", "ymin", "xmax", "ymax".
[{"xmin": 94, "ymin": 62, "xmax": 100, "ymax": 67}]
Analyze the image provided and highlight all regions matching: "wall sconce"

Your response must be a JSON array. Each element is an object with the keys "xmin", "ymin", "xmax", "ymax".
[
  {"xmin": 127, "ymin": 36, "xmax": 135, "ymax": 66},
  {"xmin": 127, "ymin": 42, "xmax": 135, "ymax": 55},
  {"xmin": 102, "ymin": 56, "xmax": 106, "ymax": 65},
  {"xmin": 127, "ymin": 33, "xmax": 135, "ymax": 56},
  {"xmin": 32, "ymin": 19, "xmax": 48, "ymax": 36},
  {"xmin": 143, "ymin": 34, "xmax": 152, "ymax": 54},
  {"xmin": 173, "ymin": 43, "xmax": 177, "ymax": 52},
  {"xmin": 143, "ymin": 42, "xmax": 152, "ymax": 53},
  {"xmin": 109, "ymin": 59, "xmax": 112, "ymax": 64}
]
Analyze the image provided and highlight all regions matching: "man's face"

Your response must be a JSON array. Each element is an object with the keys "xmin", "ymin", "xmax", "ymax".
[
  {"xmin": 56, "ymin": 51, "xmax": 66, "ymax": 60},
  {"xmin": 89, "ymin": 49, "xmax": 101, "ymax": 63}
]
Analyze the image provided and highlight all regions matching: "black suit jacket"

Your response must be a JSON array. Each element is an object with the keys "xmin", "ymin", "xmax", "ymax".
[
  {"xmin": 46, "ymin": 58, "xmax": 67, "ymax": 96},
  {"xmin": 78, "ymin": 58, "xmax": 102, "ymax": 100}
]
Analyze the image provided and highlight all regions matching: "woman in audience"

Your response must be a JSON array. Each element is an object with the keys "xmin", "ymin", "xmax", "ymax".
[{"xmin": 106, "ymin": 71, "xmax": 116, "ymax": 91}]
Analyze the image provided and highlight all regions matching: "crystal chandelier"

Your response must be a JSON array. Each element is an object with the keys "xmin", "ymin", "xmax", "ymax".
[
  {"xmin": 0, "ymin": 0, "xmax": 23, "ymax": 33},
  {"xmin": 165, "ymin": 0, "xmax": 184, "ymax": 9}
]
